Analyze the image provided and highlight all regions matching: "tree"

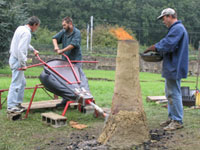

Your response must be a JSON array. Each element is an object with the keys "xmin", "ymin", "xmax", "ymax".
[
  {"xmin": 0, "ymin": 0, "xmax": 28, "ymax": 68},
  {"xmin": 0, "ymin": 1, "xmax": 12, "ymax": 68},
  {"xmin": 24, "ymin": 0, "xmax": 200, "ymax": 48}
]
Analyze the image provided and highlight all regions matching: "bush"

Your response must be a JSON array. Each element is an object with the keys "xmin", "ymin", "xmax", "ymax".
[
  {"xmin": 81, "ymin": 25, "xmax": 118, "ymax": 48},
  {"xmin": 31, "ymin": 27, "xmax": 57, "ymax": 45},
  {"xmin": 30, "ymin": 24, "xmax": 137, "ymax": 56}
]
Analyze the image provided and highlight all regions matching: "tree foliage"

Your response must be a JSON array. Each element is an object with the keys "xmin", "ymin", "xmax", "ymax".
[
  {"xmin": 24, "ymin": 0, "xmax": 200, "ymax": 49},
  {"xmin": 31, "ymin": 27, "xmax": 56, "ymax": 45},
  {"xmin": 1, "ymin": 0, "xmax": 200, "ymax": 68},
  {"xmin": 0, "ymin": 0, "xmax": 28, "ymax": 68},
  {"xmin": 0, "ymin": 1, "xmax": 12, "ymax": 68}
]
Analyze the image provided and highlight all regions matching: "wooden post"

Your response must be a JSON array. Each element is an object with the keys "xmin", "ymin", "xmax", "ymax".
[
  {"xmin": 98, "ymin": 40, "xmax": 149, "ymax": 149},
  {"xmin": 90, "ymin": 16, "xmax": 93, "ymax": 52}
]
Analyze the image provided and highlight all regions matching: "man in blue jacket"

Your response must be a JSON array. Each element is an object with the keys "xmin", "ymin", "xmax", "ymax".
[{"xmin": 145, "ymin": 8, "xmax": 189, "ymax": 131}]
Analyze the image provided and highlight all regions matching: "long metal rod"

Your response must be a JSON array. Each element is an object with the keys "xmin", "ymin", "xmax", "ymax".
[
  {"xmin": 71, "ymin": 60, "xmax": 98, "ymax": 63},
  {"xmin": 62, "ymin": 53, "xmax": 81, "ymax": 84},
  {"xmin": 0, "ymin": 86, "xmax": 44, "ymax": 110},
  {"xmin": 25, "ymin": 84, "xmax": 39, "ymax": 118},
  {"xmin": 41, "ymin": 88, "xmax": 54, "ymax": 100},
  {"xmin": 0, "ymin": 93, "xmax": 1, "ymax": 109},
  {"xmin": 36, "ymin": 53, "xmax": 72, "ymax": 84},
  {"xmin": 1, "ymin": 97, "xmax": 7, "ymax": 107},
  {"xmin": 18, "ymin": 60, "xmax": 98, "ymax": 70},
  {"xmin": 18, "ymin": 63, "xmax": 43, "ymax": 70},
  {"xmin": 86, "ymin": 99, "xmax": 108, "ymax": 118},
  {"xmin": 62, "ymin": 101, "xmax": 76, "ymax": 116}
]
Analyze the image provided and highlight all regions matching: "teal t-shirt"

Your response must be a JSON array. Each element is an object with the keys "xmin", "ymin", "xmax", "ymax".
[{"xmin": 52, "ymin": 27, "xmax": 82, "ymax": 61}]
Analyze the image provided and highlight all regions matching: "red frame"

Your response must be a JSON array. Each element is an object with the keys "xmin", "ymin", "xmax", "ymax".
[
  {"xmin": 0, "ymin": 54, "xmax": 99, "ymax": 118},
  {"xmin": 0, "ymin": 86, "xmax": 51, "ymax": 109}
]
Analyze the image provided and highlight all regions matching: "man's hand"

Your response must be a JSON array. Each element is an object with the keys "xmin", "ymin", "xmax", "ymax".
[
  {"xmin": 56, "ymin": 49, "xmax": 64, "ymax": 55},
  {"xmin": 54, "ymin": 47, "xmax": 59, "ymax": 52},
  {"xmin": 144, "ymin": 45, "xmax": 156, "ymax": 53},
  {"xmin": 20, "ymin": 66, "xmax": 27, "ymax": 71},
  {"xmin": 33, "ymin": 50, "xmax": 39, "ymax": 56}
]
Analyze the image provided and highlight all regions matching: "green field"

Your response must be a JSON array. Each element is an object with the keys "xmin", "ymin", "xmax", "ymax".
[{"xmin": 0, "ymin": 67, "xmax": 200, "ymax": 150}]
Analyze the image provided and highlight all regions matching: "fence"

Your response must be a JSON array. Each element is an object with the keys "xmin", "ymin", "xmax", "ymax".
[
  {"xmin": 33, "ymin": 43, "xmax": 199, "ymax": 60},
  {"xmin": 32, "ymin": 44, "xmax": 118, "ymax": 57}
]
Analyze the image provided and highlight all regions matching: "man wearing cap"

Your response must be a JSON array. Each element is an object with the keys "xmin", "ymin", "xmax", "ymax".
[{"xmin": 145, "ymin": 8, "xmax": 189, "ymax": 131}]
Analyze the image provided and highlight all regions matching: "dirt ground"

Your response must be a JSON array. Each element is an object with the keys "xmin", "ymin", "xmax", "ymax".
[{"xmin": 36, "ymin": 120, "xmax": 200, "ymax": 150}]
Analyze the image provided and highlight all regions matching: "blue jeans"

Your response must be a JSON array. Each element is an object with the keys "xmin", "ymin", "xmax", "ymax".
[
  {"xmin": 165, "ymin": 79, "xmax": 183, "ymax": 124},
  {"xmin": 75, "ymin": 63, "xmax": 90, "ymax": 91},
  {"xmin": 7, "ymin": 55, "xmax": 26, "ymax": 108}
]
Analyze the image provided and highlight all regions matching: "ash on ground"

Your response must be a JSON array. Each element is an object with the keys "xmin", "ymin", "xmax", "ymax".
[
  {"xmin": 66, "ymin": 139, "xmax": 107, "ymax": 150},
  {"xmin": 42, "ymin": 132, "xmax": 108, "ymax": 150},
  {"xmin": 65, "ymin": 129, "xmax": 174, "ymax": 150},
  {"xmin": 41, "ymin": 129, "xmax": 175, "ymax": 150},
  {"xmin": 133, "ymin": 129, "xmax": 174, "ymax": 150}
]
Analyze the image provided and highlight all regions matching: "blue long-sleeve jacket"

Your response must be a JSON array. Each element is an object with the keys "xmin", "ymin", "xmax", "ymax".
[{"xmin": 155, "ymin": 21, "xmax": 189, "ymax": 80}]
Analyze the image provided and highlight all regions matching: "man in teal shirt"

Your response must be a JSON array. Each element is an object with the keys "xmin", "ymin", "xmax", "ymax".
[
  {"xmin": 52, "ymin": 17, "xmax": 82, "ymax": 61},
  {"xmin": 52, "ymin": 16, "xmax": 89, "ymax": 107}
]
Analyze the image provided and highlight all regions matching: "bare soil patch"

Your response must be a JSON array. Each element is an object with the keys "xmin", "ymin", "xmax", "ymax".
[{"xmin": 37, "ymin": 120, "xmax": 200, "ymax": 150}]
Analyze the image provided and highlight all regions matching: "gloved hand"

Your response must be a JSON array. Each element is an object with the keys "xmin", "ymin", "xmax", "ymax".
[
  {"xmin": 144, "ymin": 45, "xmax": 156, "ymax": 53},
  {"xmin": 33, "ymin": 50, "xmax": 39, "ymax": 56}
]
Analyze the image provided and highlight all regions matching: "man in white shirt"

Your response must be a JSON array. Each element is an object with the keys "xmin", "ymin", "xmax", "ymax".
[{"xmin": 7, "ymin": 16, "xmax": 40, "ymax": 113}]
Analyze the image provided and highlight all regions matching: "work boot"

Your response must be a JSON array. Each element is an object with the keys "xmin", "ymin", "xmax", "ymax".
[
  {"xmin": 160, "ymin": 118, "xmax": 172, "ymax": 127},
  {"xmin": 7, "ymin": 106, "xmax": 24, "ymax": 113},
  {"xmin": 17, "ymin": 104, "xmax": 26, "ymax": 112},
  {"xmin": 163, "ymin": 120, "xmax": 183, "ymax": 131}
]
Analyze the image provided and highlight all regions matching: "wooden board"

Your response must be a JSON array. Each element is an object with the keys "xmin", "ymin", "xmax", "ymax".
[
  {"xmin": 184, "ymin": 105, "xmax": 200, "ymax": 110},
  {"xmin": 22, "ymin": 99, "xmax": 62, "ymax": 110},
  {"xmin": 155, "ymin": 99, "xmax": 168, "ymax": 104},
  {"xmin": 41, "ymin": 112, "xmax": 67, "ymax": 120},
  {"xmin": 146, "ymin": 96, "xmax": 167, "ymax": 102},
  {"xmin": 21, "ymin": 99, "xmax": 79, "ymax": 110}
]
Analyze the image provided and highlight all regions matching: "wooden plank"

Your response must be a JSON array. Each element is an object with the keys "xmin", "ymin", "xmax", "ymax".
[
  {"xmin": 21, "ymin": 99, "xmax": 79, "ymax": 110},
  {"xmin": 146, "ymin": 96, "xmax": 167, "ymax": 102},
  {"xmin": 69, "ymin": 103, "xmax": 79, "ymax": 106},
  {"xmin": 184, "ymin": 105, "xmax": 200, "ymax": 110},
  {"xmin": 41, "ymin": 112, "xmax": 66, "ymax": 120},
  {"xmin": 22, "ymin": 99, "xmax": 62, "ymax": 110},
  {"xmin": 83, "ymin": 105, "xmax": 95, "ymax": 114},
  {"xmin": 155, "ymin": 99, "xmax": 168, "ymax": 104}
]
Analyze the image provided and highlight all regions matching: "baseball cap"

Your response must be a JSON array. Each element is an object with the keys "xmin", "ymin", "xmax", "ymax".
[{"xmin": 157, "ymin": 8, "xmax": 176, "ymax": 20}]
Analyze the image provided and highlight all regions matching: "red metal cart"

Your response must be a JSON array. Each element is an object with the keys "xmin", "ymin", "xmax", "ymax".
[{"xmin": 0, "ymin": 53, "xmax": 107, "ymax": 119}]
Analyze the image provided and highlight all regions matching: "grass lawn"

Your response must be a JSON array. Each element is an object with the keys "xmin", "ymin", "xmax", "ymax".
[{"xmin": 0, "ymin": 67, "xmax": 200, "ymax": 150}]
